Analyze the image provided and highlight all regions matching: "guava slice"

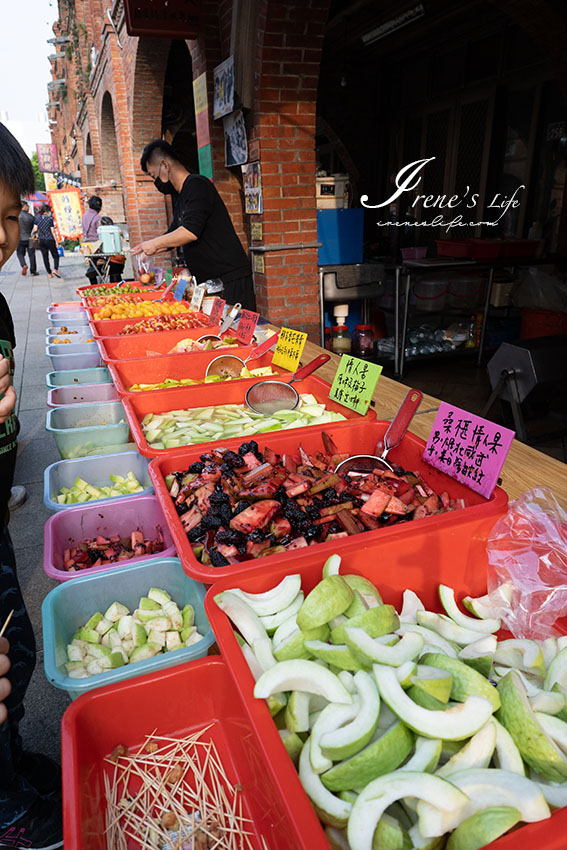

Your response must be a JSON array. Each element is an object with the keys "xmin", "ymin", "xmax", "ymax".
[
  {"xmin": 371, "ymin": 812, "xmax": 412, "ymax": 850},
  {"xmin": 297, "ymin": 576, "xmax": 354, "ymax": 630},
  {"xmin": 399, "ymin": 589, "xmax": 425, "ymax": 624},
  {"xmin": 321, "ymin": 721, "xmax": 414, "ymax": 792},
  {"xmin": 544, "ymin": 647, "xmax": 567, "ymax": 692},
  {"xmin": 418, "ymin": 767, "xmax": 549, "ymax": 836},
  {"xmin": 241, "ymin": 642, "xmax": 287, "ymax": 714},
  {"xmin": 322, "ymin": 554, "xmax": 342, "ymax": 578},
  {"xmin": 286, "ymin": 690, "xmax": 325, "ymax": 733},
  {"xmin": 214, "ymin": 590, "xmax": 268, "ymax": 644},
  {"xmin": 374, "ymin": 665, "xmax": 494, "ymax": 741},
  {"xmin": 491, "ymin": 717, "xmax": 525, "ymax": 775},
  {"xmin": 345, "ymin": 628, "xmax": 423, "ymax": 668},
  {"xmin": 541, "ymin": 637, "xmax": 559, "ymax": 669},
  {"xmin": 310, "ymin": 700, "xmax": 361, "ymax": 773},
  {"xmin": 497, "ymin": 670, "xmax": 567, "ymax": 782},
  {"xmin": 320, "ymin": 670, "xmax": 380, "ymax": 761},
  {"xmin": 395, "ymin": 661, "xmax": 418, "ymax": 689},
  {"xmin": 226, "ymin": 573, "xmax": 302, "ymax": 616},
  {"xmin": 298, "ymin": 741, "xmax": 352, "ymax": 829},
  {"xmin": 347, "ymin": 771, "xmax": 468, "ymax": 850},
  {"xmin": 530, "ymin": 691, "xmax": 566, "ymax": 715},
  {"xmin": 445, "ymin": 806, "xmax": 521, "ymax": 850},
  {"xmin": 536, "ymin": 711, "xmax": 567, "ymax": 754},
  {"xmin": 530, "ymin": 769, "xmax": 567, "ymax": 808},
  {"xmin": 438, "ymin": 584, "xmax": 500, "ymax": 634},
  {"xmin": 260, "ymin": 592, "xmax": 304, "ymax": 634},
  {"xmin": 494, "ymin": 639, "xmax": 546, "ymax": 678},
  {"xmin": 421, "ymin": 652, "xmax": 500, "ymax": 711},
  {"xmin": 343, "ymin": 575, "xmax": 383, "ymax": 610},
  {"xmin": 457, "ymin": 636, "xmax": 497, "ymax": 678},
  {"xmin": 279, "ymin": 728, "xmax": 303, "ymax": 764},
  {"xmin": 410, "ymin": 665, "xmax": 453, "ymax": 703},
  {"xmin": 435, "ymin": 721, "xmax": 496, "ymax": 777},
  {"xmin": 417, "ymin": 611, "xmax": 491, "ymax": 646},
  {"xmin": 397, "ymin": 624, "xmax": 458, "ymax": 658},
  {"xmin": 272, "ymin": 613, "xmax": 300, "ymax": 648},
  {"xmin": 255, "ymin": 659, "xmax": 353, "ymax": 704},
  {"xmin": 407, "ymin": 687, "xmax": 448, "ymax": 712},
  {"xmin": 399, "ymin": 736, "xmax": 442, "ymax": 774},
  {"xmin": 462, "ymin": 582, "xmax": 513, "ymax": 619},
  {"xmin": 332, "ymin": 605, "xmax": 399, "ymax": 645},
  {"xmin": 304, "ymin": 640, "xmax": 366, "ymax": 672}
]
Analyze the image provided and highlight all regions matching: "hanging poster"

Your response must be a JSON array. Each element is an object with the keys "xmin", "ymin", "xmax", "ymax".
[
  {"xmin": 44, "ymin": 173, "xmax": 58, "ymax": 191},
  {"xmin": 213, "ymin": 56, "xmax": 234, "ymax": 120},
  {"xmin": 242, "ymin": 161, "xmax": 263, "ymax": 214},
  {"xmin": 192, "ymin": 72, "xmax": 213, "ymax": 180},
  {"xmin": 36, "ymin": 143, "xmax": 59, "ymax": 173},
  {"xmin": 224, "ymin": 110, "xmax": 248, "ymax": 167},
  {"xmin": 47, "ymin": 188, "xmax": 83, "ymax": 239}
]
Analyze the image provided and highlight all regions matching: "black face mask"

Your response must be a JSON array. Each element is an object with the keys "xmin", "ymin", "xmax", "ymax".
[{"xmin": 154, "ymin": 176, "xmax": 175, "ymax": 195}]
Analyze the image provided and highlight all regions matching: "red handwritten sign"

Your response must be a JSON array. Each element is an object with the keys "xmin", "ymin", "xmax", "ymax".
[
  {"xmin": 209, "ymin": 297, "xmax": 226, "ymax": 327},
  {"xmin": 236, "ymin": 310, "xmax": 259, "ymax": 345},
  {"xmin": 423, "ymin": 402, "xmax": 514, "ymax": 498}
]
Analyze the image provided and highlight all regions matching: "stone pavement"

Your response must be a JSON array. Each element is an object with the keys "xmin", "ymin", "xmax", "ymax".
[{"xmin": 1, "ymin": 249, "xmax": 88, "ymax": 764}]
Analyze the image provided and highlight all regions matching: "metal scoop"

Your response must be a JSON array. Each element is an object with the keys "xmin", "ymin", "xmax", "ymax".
[
  {"xmin": 205, "ymin": 332, "xmax": 280, "ymax": 378},
  {"xmin": 245, "ymin": 353, "xmax": 331, "ymax": 415},
  {"xmin": 334, "ymin": 388, "xmax": 423, "ymax": 475},
  {"xmin": 197, "ymin": 302, "xmax": 242, "ymax": 344}
]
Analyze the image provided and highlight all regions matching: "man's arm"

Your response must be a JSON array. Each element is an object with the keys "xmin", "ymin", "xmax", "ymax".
[
  {"xmin": 0, "ymin": 356, "xmax": 16, "ymax": 425},
  {"xmin": 131, "ymin": 226, "xmax": 197, "ymax": 256}
]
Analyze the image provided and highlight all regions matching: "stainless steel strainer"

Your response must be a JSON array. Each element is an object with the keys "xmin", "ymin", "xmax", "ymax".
[{"xmin": 245, "ymin": 353, "xmax": 330, "ymax": 415}]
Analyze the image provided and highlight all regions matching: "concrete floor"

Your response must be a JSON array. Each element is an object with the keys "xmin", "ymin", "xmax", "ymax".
[{"xmin": 0, "ymin": 248, "xmax": 565, "ymax": 776}]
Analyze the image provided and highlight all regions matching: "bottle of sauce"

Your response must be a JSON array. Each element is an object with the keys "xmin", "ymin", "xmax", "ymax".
[
  {"xmin": 331, "ymin": 324, "xmax": 351, "ymax": 355},
  {"xmin": 352, "ymin": 324, "xmax": 374, "ymax": 359}
]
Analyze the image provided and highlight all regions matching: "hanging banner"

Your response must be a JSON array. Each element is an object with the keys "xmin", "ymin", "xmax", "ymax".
[
  {"xmin": 47, "ymin": 188, "xmax": 83, "ymax": 239},
  {"xmin": 193, "ymin": 72, "xmax": 213, "ymax": 180},
  {"xmin": 242, "ymin": 162, "xmax": 263, "ymax": 215},
  {"xmin": 36, "ymin": 143, "xmax": 59, "ymax": 173},
  {"xmin": 423, "ymin": 402, "xmax": 514, "ymax": 498},
  {"xmin": 224, "ymin": 109, "xmax": 248, "ymax": 167},
  {"xmin": 44, "ymin": 173, "xmax": 58, "ymax": 191},
  {"xmin": 213, "ymin": 56, "xmax": 234, "ymax": 120}
]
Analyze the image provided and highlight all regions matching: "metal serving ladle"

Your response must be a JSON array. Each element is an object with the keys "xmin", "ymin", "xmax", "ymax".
[
  {"xmin": 334, "ymin": 388, "xmax": 423, "ymax": 474},
  {"xmin": 205, "ymin": 332, "xmax": 280, "ymax": 378}
]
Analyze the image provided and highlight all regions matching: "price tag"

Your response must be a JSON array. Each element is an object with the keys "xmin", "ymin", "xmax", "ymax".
[
  {"xmin": 328, "ymin": 355, "xmax": 382, "ymax": 415},
  {"xmin": 190, "ymin": 284, "xmax": 205, "ymax": 311},
  {"xmin": 209, "ymin": 297, "xmax": 226, "ymax": 327},
  {"xmin": 236, "ymin": 309, "xmax": 259, "ymax": 345},
  {"xmin": 423, "ymin": 402, "xmax": 514, "ymax": 498},
  {"xmin": 174, "ymin": 278, "xmax": 188, "ymax": 301},
  {"xmin": 272, "ymin": 327, "xmax": 307, "ymax": 372}
]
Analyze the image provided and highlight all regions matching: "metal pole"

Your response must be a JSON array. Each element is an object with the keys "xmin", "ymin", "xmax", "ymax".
[
  {"xmin": 477, "ymin": 266, "xmax": 494, "ymax": 366},
  {"xmin": 318, "ymin": 268, "xmax": 325, "ymax": 348}
]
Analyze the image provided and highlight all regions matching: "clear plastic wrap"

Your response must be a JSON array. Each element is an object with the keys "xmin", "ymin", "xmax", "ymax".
[{"xmin": 486, "ymin": 487, "xmax": 567, "ymax": 640}]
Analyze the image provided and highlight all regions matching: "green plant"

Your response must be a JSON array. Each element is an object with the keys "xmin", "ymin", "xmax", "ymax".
[{"xmin": 30, "ymin": 153, "xmax": 46, "ymax": 191}]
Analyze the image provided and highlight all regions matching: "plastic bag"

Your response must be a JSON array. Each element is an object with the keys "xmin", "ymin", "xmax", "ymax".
[
  {"xmin": 512, "ymin": 266, "xmax": 567, "ymax": 313},
  {"xmin": 486, "ymin": 487, "xmax": 567, "ymax": 640}
]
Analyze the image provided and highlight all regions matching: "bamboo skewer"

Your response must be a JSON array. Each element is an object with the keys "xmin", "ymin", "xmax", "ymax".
[{"xmin": 0, "ymin": 609, "xmax": 14, "ymax": 639}]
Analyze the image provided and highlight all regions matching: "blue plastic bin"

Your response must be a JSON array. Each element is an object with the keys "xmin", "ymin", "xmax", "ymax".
[
  {"xmin": 317, "ymin": 208, "xmax": 364, "ymax": 265},
  {"xmin": 46, "ymin": 401, "xmax": 130, "ymax": 459},
  {"xmin": 42, "ymin": 557, "xmax": 214, "ymax": 699},
  {"xmin": 46, "ymin": 367, "xmax": 112, "ymax": 389},
  {"xmin": 44, "ymin": 450, "xmax": 153, "ymax": 511},
  {"xmin": 46, "ymin": 343, "xmax": 101, "ymax": 372}
]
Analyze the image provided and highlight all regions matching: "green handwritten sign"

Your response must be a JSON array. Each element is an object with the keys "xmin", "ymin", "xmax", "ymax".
[{"xmin": 329, "ymin": 355, "xmax": 382, "ymax": 415}]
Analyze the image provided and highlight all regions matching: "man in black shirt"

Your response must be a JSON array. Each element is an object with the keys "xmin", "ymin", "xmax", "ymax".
[
  {"xmin": 132, "ymin": 139, "xmax": 256, "ymax": 311},
  {"xmin": 16, "ymin": 202, "xmax": 37, "ymax": 276}
]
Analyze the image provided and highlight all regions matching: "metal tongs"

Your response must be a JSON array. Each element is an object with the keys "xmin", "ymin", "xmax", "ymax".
[{"xmin": 335, "ymin": 389, "xmax": 423, "ymax": 475}]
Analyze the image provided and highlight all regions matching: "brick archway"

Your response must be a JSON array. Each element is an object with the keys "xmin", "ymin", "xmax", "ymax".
[
  {"xmin": 131, "ymin": 37, "xmax": 171, "ymax": 159},
  {"xmin": 100, "ymin": 92, "xmax": 121, "ymax": 184}
]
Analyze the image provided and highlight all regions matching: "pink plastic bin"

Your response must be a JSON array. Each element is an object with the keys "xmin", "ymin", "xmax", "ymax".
[
  {"xmin": 47, "ymin": 382, "xmax": 120, "ymax": 408},
  {"xmin": 43, "ymin": 494, "xmax": 176, "ymax": 581}
]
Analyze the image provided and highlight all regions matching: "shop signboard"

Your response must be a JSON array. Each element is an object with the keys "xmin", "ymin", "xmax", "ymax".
[
  {"xmin": 124, "ymin": 0, "xmax": 200, "ymax": 38},
  {"xmin": 423, "ymin": 402, "xmax": 514, "ymax": 498},
  {"xmin": 47, "ymin": 188, "xmax": 83, "ymax": 239},
  {"xmin": 329, "ymin": 355, "xmax": 382, "ymax": 415},
  {"xmin": 36, "ymin": 143, "xmax": 58, "ymax": 173}
]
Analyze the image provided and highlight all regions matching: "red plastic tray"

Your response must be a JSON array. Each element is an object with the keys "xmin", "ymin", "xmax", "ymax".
[
  {"xmin": 90, "ymin": 311, "xmax": 213, "ymax": 338},
  {"xmin": 97, "ymin": 326, "xmax": 238, "ymax": 362},
  {"xmin": 61, "ymin": 657, "xmax": 316, "ymax": 850},
  {"xmin": 108, "ymin": 350, "xmax": 292, "ymax": 396},
  {"xmin": 204, "ymin": 545, "xmax": 567, "ymax": 850},
  {"xmin": 149, "ymin": 418, "xmax": 507, "ymax": 584},
  {"xmin": 436, "ymin": 238, "xmax": 540, "ymax": 260}
]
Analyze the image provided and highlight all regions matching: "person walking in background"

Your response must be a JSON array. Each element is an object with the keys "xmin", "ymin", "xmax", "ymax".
[
  {"xmin": 32, "ymin": 204, "xmax": 61, "ymax": 278},
  {"xmin": 15, "ymin": 203, "xmax": 37, "ymax": 277},
  {"xmin": 81, "ymin": 194, "xmax": 102, "ymax": 241}
]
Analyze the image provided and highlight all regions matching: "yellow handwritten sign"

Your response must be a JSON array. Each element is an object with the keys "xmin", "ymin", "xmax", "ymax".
[
  {"xmin": 329, "ymin": 355, "xmax": 382, "ymax": 415},
  {"xmin": 48, "ymin": 188, "xmax": 83, "ymax": 239},
  {"xmin": 272, "ymin": 327, "xmax": 307, "ymax": 372}
]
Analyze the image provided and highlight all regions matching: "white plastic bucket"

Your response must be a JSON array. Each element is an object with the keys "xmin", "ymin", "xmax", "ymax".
[{"xmin": 98, "ymin": 225, "xmax": 122, "ymax": 253}]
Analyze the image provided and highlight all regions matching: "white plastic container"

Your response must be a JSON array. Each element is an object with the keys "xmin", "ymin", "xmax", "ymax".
[{"xmin": 413, "ymin": 278, "xmax": 447, "ymax": 313}]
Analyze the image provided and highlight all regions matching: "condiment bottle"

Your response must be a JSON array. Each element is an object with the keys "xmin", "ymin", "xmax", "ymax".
[
  {"xmin": 331, "ymin": 324, "xmax": 351, "ymax": 355},
  {"xmin": 352, "ymin": 324, "xmax": 374, "ymax": 359}
]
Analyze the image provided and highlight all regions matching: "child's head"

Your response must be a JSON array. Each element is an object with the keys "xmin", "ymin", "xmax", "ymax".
[{"xmin": 0, "ymin": 123, "xmax": 35, "ymax": 270}]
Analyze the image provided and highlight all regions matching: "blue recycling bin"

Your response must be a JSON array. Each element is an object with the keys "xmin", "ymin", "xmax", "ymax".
[{"xmin": 317, "ymin": 208, "xmax": 364, "ymax": 265}]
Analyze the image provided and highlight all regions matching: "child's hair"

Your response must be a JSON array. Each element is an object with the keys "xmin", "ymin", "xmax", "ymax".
[{"xmin": 0, "ymin": 123, "xmax": 35, "ymax": 197}]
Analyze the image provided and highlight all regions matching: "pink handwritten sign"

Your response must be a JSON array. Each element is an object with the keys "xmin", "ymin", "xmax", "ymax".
[
  {"xmin": 423, "ymin": 402, "xmax": 514, "ymax": 498},
  {"xmin": 209, "ymin": 297, "xmax": 226, "ymax": 326},
  {"xmin": 236, "ymin": 309, "xmax": 259, "ymax": 345}
]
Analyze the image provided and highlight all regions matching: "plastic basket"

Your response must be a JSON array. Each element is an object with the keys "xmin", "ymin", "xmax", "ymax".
[
  {"xmin": 46, "ymin": 367, "xmax": 111, "ymax": 389},
  {"xmin": 47, "ymin": 320, "xmax": 95, "ymax": 337},
  {"xmin": 46, "ymin": 401, "xmax": 130, "ymax": 460},
  {"xmin": 520, "ymin": 309, "xmax": 567, "ymax": 339},
  {"xmin": 44, "ymin": 494, "xmax": 175, "ymax": 581},
  {"xmin": 46, "ymin": 333, "xmax": 96, "ymax": 346},
  {"xmin": 90, "ymin": 312, "xmax": 214, "ymax": 339},
  {"xmin": 49, "ymin": 312, "xmax": 90, "ymax": 327},
  {"xmin": 149, "ymin": 418, "xmax": 507, "ymax": 584},
  {"xmin": 48, "ymin": 302, "xmax": 86, "ymax": 313},
  {"xmin": 44, "ymin": 450, "xmax": 152, "ymax": 511},
  {"xmin": 46, "ymin": 342, "xmax": 101, "ymax": 372},
  {"xmin": 42, "ymin": 556, "xmax": 213, "ymax": 700},
  {"xmin": 108, "ymin": 350, "xmax": 289, "ymax": 396},
  {"xmin": 47, "ymin": 382, "xmax": 120, "ymax": 408},
  {"xmin": 123, "ymin": 374, "xmax": 375, "ymax": 459},
  {"xmin": 205, "ymin": 543, "xmax": 567, "ymax": 850},
  {"xmin": 96, "ymin": 326, "xmax": 239, "ymax": 361},
  {"xmin": 61, "ymin": 657, "xmax": 316, "ymax": 850}
]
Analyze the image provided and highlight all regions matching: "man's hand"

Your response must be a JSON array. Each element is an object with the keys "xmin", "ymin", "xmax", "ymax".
[
  {"xmin": 132, "ymin": 239, "xmax": 163, "ymax": 257},
  {"xmin": 0, "ymin": 637, "xmax": 11, "ymax": 726},
  {"xmin": 0, "ymin": 356, "xmax": 16, "ymax": 425}
]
